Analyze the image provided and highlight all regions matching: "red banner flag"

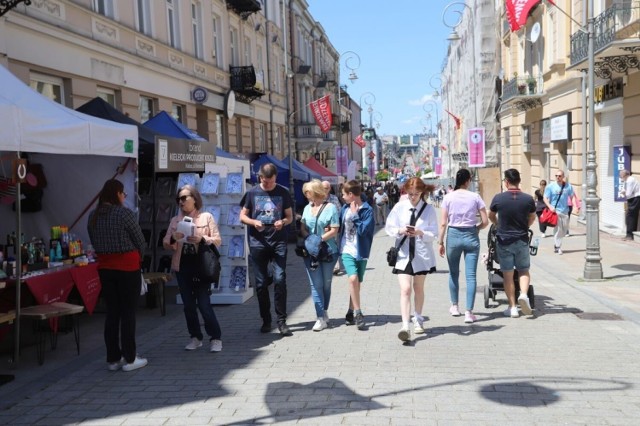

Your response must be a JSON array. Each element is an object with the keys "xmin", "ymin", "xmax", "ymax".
[
  {"xmin": 310, "ymin": 95, "xmax": 333, "ymax": 133},
  {"xmin": 444, "ymin": 110, "xmax": 462, "ymax": 130},
  {"xmin": 354, "ymin": 134, "xmax": 366, "ymax": 148},
  {"xmin": 505, "ymin": 0, "xmax": 543, "ymax": 32}
]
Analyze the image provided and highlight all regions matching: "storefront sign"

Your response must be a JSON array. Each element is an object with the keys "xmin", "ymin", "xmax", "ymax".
[
  {"xmin": 192, "ymin": 86, "xmax": 208, "ymax": 104},
  {"xmin": 595, "ymin": 78, "xmax": 623, "ymax": 104},
  {"xmin": 613, "ymin": 145, "xmax": 631, "ymax": 202},
  {"xmin": 155, "ymin": 137, "xmax": 216, "ymax": 172},
  {"xmin": 550, "ymin": 111, "xmax": 572, "ymax": 143},
  {"xmin": 224, "ymin": 90, "xmax": 236, "ymax": 119}
]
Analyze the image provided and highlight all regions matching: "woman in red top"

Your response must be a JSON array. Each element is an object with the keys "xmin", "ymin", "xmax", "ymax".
[{"xmin": 87, "ymin": 179, "xmax": 147, "ymax": 372}]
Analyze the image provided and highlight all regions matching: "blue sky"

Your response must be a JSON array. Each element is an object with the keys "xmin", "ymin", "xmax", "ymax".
[{"xmin": 307, "ymin": 0, "xmax": 455, "ymax": 136}]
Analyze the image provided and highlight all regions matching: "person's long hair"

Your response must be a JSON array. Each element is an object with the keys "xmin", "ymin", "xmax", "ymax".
[
  {"xmin": 454, "ymin": 169, "xmax": 472, "ymax": 190},
  {"xmin": 404, "ymin": 177, "xmax": 435, "ymax": 202},
  {"xmin": 90, "ymin": 179, "xmax": 124, "ymax": 227}
]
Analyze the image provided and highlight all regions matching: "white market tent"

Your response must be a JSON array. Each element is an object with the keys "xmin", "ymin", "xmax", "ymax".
[{"xmin": 0, "ymin": 64, "xmax": 138, "ymax": 362}]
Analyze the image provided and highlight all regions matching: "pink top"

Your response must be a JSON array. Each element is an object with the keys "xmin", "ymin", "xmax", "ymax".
[
  {"xmin": 163, "ymin": 210, "xmax": 222, "ymax": 272},
  {"xmin": 442, "ymin": 189, "xmax": 486, "ymax": 227}
]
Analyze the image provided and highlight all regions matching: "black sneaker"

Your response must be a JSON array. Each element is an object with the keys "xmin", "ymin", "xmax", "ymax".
[
  {"xmin": 345, "ymin": 311, "xmax": 355, "ymax": 326},
  {"xmin": 355, "ymin": 313, "xmax": 365, "ymax": 330},
  {"xmin": 554, "ymin": 246, "xmax": 559, "ymax": 253},
  {"xmin": 260, "ymin": 322, "xmax": 272, "ymax": 333},
  {"xmin": 278, "ymin": 322, "xmax": 292, "ymax": 336}
]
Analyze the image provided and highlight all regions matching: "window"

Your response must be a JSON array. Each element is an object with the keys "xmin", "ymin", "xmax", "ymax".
[
  {"xmin": 216, "ymin": 113, "xmax": 226, "ymax": 151},
  {"xmin": 139, "ymin": 96, "xmax": 155, "ymax": 123},
  {"xmin": 136, "ymin": 0, "xmax": 152, "ymax": 36},
  {"xmin": 97, "ymin": 87, "xmax": 116, "ymax": 107},
  {"xmin": 191, "ymin": 2, "xmax": 203, "ymax": 59},
  {"xmin": 167, "ymin": 0, "xmax": 181, "ymax": 49},
  {"xmin": 230, "ymin": 27, "xmax": 239, "ymax": 66},
  {"xmin": 258, "ymin": 123, "xmax": 266, "ymax": 151},
  {"xmin": 257, "ymin": 45, "xmax": 264, "ymax": 74},
  {"xmin": 30, "ymin": 73, "xmax": 64, "ymax": 105},
  {"xmin": 244, "ymin": 36, "xmax": 251, "ymax": 66},
  {"xmin": 172, "ymin": 103, "xmax": 185, "ymax": 123},
  {"xmin": 94, "ymin": 0, "xmax": 114, "ymax": 18},
  {"xmin": 212, "ymin": 15, "xmax": 222, "ymax": 67}
]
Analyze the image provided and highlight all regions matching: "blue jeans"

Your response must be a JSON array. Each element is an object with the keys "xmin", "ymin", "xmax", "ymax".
[
  {"xmin": 445, "ymin": 227, "xmax": 480, "ymax": 311},
  {"xmin": 176, "ymin": 268, "xmax": 221, "ymax": 341},
  {"xmin": 304, "ymin": 255, "xmax": 336, "ymax": 317},
  {"xmin": 249, "ymin": 242, "xmax": 288, "ymax": 324}
]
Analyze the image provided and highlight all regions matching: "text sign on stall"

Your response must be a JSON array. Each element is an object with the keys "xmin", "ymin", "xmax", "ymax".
[
  {"xmin": 155, "ymin": 136, "xmax": 216, "ymax": 172},
  {"xmin": 613, "ymin": 145, "xmax": 631, "ymax": 202}
]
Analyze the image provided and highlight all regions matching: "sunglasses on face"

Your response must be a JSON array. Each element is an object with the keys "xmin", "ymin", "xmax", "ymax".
[{"xmin": 176, "ymin": 195, "xmax": 191, "ymax": 204}]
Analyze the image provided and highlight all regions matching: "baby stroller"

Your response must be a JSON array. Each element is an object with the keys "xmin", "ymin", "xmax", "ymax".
[{"xmin": 484, "ymin": 224, "xmax": 536, "ymax": 309}]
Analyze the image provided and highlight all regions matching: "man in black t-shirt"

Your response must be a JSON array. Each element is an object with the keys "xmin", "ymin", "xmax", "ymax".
[
  {"xmin": 240, "ymin": 163, "xmax": 294, "ymax": 335},
  {"xmin": 489, "ymin": 169, "xmax": 536, "ymax": 319}
]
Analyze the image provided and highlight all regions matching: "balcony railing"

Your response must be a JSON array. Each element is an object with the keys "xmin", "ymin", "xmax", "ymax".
[
  {"xmin": 226, "ymin": 0, "xmax": 261, "ymax": 20},
  {"xmin": 229, "ymin": 65, "xmax": 264, "ymax": 103},
  {"xmin": 570, "ymin": 2, "xmax": 640, "ymax": 66},
  {"xmin": 502, "ymin": 75, "xmax": 543, "ymax": 102}
]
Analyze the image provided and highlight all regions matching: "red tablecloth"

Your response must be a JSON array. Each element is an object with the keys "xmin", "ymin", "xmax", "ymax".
[{"xmin": 69, "ymin": 263, "xmax": 101, "ymax": 314}]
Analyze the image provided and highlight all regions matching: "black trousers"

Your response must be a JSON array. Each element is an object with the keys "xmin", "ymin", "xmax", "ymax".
[
  {"xmin": 250, "ymin": 242, "xmax": 288, "ymax": 325},
  {"xmin": 626, "ymin": 196, "xmax": 640, "ymax": 237},
  {"xmin": 99, "ymin": 269, "xmax": 141, "ymax": 364}
]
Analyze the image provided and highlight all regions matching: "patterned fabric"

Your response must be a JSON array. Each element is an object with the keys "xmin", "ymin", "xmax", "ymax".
[{"xmin": 88, "ymin": 204, "xmax": 145, "ymax": 255}]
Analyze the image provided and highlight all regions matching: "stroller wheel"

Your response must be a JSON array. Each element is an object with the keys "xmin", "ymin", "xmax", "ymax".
[
  {"xmin": 484, "ymin": 285, "xmax": 491, "ymax": 308},
  {"xmin": 528, "ymin": 286, "xmax": 535, "ymax": 309}
]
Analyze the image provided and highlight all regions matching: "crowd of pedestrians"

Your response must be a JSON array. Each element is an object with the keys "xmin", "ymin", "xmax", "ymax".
[{"xmin": 89, "ymin": 163, "xmax": 639, "ymax": 371}]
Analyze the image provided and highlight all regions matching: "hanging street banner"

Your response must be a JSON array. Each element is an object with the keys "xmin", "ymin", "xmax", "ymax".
[
  {"xmin": 347, "ymin": 160, "xmax": 358, "ymax": 181},
  {"xmin": 310, "ymin": 95, "xmax": 333, "ymax": 133},
  {"xmin": 613, "ymin": 145, "xmax": 631, "ymax": 202},
  {"xmin": 335, "ymin": 146, "xmax": 349, "ymax": 175},
  {"xmin": 468, "ymin": 127, "xmax": 486, "ymax": 168},
  {"xmin": 505, "ymin": 0, "xmax": 545, "ymax": 32},
  {"xmin": 354, "ymin": 133, "xmax": 366, "ymax": 148},
  {"xmin": 434, "ymin": 157, "xmax": 442, "ymax": 176}
]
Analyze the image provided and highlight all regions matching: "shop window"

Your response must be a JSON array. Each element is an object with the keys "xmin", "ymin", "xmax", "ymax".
[
  {"xmin": 97, "ymin": 87, "xmax": 116, "ymax": 107},
  {"xmin": 30, "ymin": 73, "xmax": 65, "ymax": 105}
]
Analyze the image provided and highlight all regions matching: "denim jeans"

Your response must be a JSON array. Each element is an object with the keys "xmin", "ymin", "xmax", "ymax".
[
  {"xmin": 98, "ymin": 269, "xmax": 141, "ymax": 364},
  {"xmin": 249, "ymin": 242, "xmax": 288, "ymax": 324},
  {"xmin": 176, "ymin": 265, "xmax": 221, "ymax": 341},
  {"xmin": 445, "ymin": 226, "xmax": 480, "ymax": 311},
  {"xmin": 304, "ymin": 255, "xmax": 336, "ymax": 317}
]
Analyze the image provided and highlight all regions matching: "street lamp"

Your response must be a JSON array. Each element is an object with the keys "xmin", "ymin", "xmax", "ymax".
[
  {"xmin": 443, "ymin": 0, "xmax": 480, "ymax": 195},
  {"xmin": 430, "ymin": 73, "xmax": 453, "ymax": 184},
  {"xmin": 584, "ymin": 0, "xmax": 603, "ymax": 279},
  {"xmin": 336, "ymin": 51, "xmax": 360, "ymax": 177},
  {"xmin": 282, "ymin": 1, "xmax": 296, "ymax": 225}
]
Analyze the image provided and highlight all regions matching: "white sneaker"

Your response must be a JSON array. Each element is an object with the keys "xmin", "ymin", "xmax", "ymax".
[
  {"xmin": 210, "ymin": 340, "xmax": 222, "ymax": 352},
  {"xmin": 185, "ymin": 338, "xmax": 203, "ymax": 351},
  {"xmin": 518, "ymin": 294, "xmax": 533, "ymax": 316},
  {"xmin": 121, "ymin": 356, "xmax": 148, "ymax": 372},
  {"xmin": 412, "ymin": 316, "xmax": 425, "ymax": 334},
  {"xmin": 107, "ymin": 358, "xmax": 125, "ymax": 372},
  {"xmin": 540, "ymin": 233, "xmax": 546, "ymax": 239},
  {"xmin": 503, "ymin": 307, "xmax": 519, "ymax": 318},
  {"xmin": 398, "ymin": 326, "xmax": 411, "ymax": 342},
  {"xmin": 449, "ymin": 304, "xmax": 461, "ymax": 317},
  {"xmin": 557, "ymin": 248, "xmax": 563, "ymax": 255},
  {"xmin": 323, "ymin": 310, "xmax": 330, "ymax": 326},
  {"xmin": 312, "ymin": 318, "xmax": 327, "ymax": 332}
]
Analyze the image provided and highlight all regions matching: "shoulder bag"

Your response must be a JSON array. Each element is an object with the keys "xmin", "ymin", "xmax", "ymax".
[
  {"xmin": 198, "ymin": 239, "xmax": 221, "ymax": 285},
  {"xmin": 386, "ymin": 202, "xmax": 428, "ymax": 267},
  {"xmin": 303, "ymin": 202, "xmax": 333, "ymax": 263},
  {"xmin": 540, "ymin": 183, "xmax": 565, "ymax": 227}
]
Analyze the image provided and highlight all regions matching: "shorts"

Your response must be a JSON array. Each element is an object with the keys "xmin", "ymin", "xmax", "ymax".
[
  {"xmin": 341, "ymin": 253, "xmax": 367, "ymax": 283},
  {"xmin": 496, "ymin": 239, "xmax": 530, "ymax": 272}
]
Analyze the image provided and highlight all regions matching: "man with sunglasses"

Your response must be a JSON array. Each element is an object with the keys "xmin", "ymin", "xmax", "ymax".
[
  {"xmin": 543, "ymin": 170, "xmax": 577, "ymax": 255},
  {"xmin": 239, "ymin": 163, "xmax": 294, "ymax": 335}
]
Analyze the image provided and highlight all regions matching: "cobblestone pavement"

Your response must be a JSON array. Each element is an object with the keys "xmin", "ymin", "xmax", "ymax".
[{"xmin": 0, "ymin": 218, "xmax": 639, "ymax": 425}]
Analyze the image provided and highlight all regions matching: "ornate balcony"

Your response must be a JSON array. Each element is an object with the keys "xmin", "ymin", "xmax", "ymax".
[
  {"xmin": 292, "ymin": 56, "xmax": 311, "ymax": 75},
  {"xmin": 569, "ymin": 2, "xmax": 640, "ymax": 78},
  {"xmin": 501, "ymin": 75, "xmax": 544, "ymax": 112},
  {"xmin": 229, "ymin": 65, "xmax": 264, "ymax": 103},
  {"xmin": 226, "ymin": 0, "xmax": 261, "ymax": 20},
  {"xmin": 0, "ymin": 0, "xmax": 31, "ymax": 17}
]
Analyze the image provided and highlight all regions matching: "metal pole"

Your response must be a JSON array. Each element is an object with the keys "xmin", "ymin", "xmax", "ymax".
[
  {"xmin": 584, "ymin": 0, "xmax": 603, "ymax": 279},
  {"xmin": 282, "ymin": 0, "xmax": 294, "ymax": 203}
]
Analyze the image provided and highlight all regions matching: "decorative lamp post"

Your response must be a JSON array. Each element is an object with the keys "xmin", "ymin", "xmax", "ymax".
[
  {"xmin": 337, "ymin": 51, "xmax": 360, "ymax": 176},
  {"xmin": 443, "ymin": 0, "xmax": 480, "ymax": 194},
  {"xmin": 359, "ymin": 92, "xmax": 376, "ymax": 181}
]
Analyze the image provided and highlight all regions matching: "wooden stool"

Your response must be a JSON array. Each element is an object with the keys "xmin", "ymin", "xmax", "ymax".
[
  {"xmin": 143, "ymin": 272, "xmax": 172, "ymax": 316},
  {"xmin": 20, "ymin": 302, "xmax": 84, "ymax": 365}
]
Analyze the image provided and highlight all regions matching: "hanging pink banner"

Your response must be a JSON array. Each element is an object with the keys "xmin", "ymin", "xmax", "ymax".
[
  {"xmin": 310, "ymin": 95, "xmax": 333, "ymax": 133},
  {"xmin": 468, "ymin": 127, "xmax": 486, "ymax": 167},
  {"xmin": 435, "ymin": 157, "xmax": 442, "ymax": 176},
  {"xmin": 334, "ymin": 146, "xmax": 348, "ymax": 175}
]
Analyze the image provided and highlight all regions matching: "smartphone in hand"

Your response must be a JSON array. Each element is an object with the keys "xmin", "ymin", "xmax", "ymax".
[{"xmin": 406, "ymin": 225, "xmax": 415, "ymax": 232}]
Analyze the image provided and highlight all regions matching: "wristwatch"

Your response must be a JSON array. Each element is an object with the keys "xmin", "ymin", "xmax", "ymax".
[{"xmin": 438, "ymin": 241, "xmax": 444, "ymax": 245}]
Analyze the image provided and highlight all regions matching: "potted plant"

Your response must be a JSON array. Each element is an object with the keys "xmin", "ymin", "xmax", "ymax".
[
  {"xmin": 527, "ymin": 75, "xmax": 537, "ymax": 94},
  {"xmin": 518, "ymin": 82, "xmax": 527, "ymax": 95}
]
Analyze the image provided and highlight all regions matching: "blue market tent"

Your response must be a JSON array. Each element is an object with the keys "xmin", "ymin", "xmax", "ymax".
[
  {"xmin": 282, "ymin": 155, "xmax": 322, "ymax": 180},
  {"xmin": 252, "ymin": 154, "xmax": 308, "ymax": 206}
]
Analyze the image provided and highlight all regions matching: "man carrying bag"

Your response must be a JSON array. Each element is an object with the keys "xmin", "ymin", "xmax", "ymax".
[{"xmin": 543, "ymin": 170, "xmax": 577, "ymax": 255}]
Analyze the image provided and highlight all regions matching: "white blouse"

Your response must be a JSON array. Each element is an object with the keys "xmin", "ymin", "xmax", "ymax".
[{"xmin": 385, "ymin": 199, "xmax": 438, "ymax": 272}]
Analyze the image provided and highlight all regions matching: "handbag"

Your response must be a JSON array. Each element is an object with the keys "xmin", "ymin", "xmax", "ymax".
[
  {"xmin": 303, "ymin": 202, "xmax": 334, "ymax": 268},
  {"xmin": 386, "ymin": 202, "xmax": 428, "ymax": 267},
  {"xmin": 540, "ymin": 183, "xmax": 565, "ymax": 227},
  {"xmin": 197, "ymin": 239, "xmax": 221, "ymax": 284}
]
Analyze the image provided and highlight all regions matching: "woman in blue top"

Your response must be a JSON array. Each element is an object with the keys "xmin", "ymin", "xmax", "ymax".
[
  {"xmin": 338, "ymin": 180, "xmax": 375, "ymax": 330},
  {"xmin": 301, "ymin": 179, "xmax": 340, "ymax": 332}
]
